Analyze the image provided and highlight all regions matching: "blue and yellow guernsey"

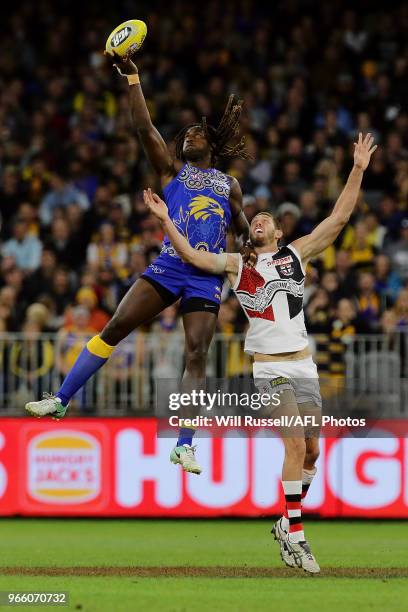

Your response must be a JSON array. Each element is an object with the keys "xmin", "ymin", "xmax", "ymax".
[
  {"xmin": 142, "ymin": 163, "xmax": 233, "ymax": 307},
  {"xmin": 162, "ymin": 163, "xmax": 232, "ymax": 255}
]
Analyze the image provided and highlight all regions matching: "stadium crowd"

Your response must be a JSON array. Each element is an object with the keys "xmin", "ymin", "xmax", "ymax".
[{"xmin": 0, "ymin": 0, "xmax": 408, "ymax": 360}]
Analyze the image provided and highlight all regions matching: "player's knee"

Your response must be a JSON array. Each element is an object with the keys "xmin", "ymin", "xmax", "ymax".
[
  {"xmin": 285, "ymin": 437, "xmax": 306, "ymax": 463},
  {"xmin": 305, "ymin": 446, "xmax": 320, "ymax": 467},
  {"xmin": 185, "ymin": 346, "xmax": 209, "ymax": 371}
]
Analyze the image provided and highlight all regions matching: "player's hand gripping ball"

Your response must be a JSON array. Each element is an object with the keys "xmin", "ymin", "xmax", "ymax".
[{"xmin": 105, "ymin": 20, "xmax": 147, "ymax": 61}]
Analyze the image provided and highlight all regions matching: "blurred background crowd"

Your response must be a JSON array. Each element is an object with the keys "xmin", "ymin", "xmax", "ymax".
[{"xmin": 0, "ymin": 0, "xmax": 408, "ymax": 363}]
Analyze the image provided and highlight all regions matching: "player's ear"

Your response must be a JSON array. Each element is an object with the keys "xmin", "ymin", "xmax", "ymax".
[{"xmin": 275, "ymin": 229, "xmax": 283, "ymax": 240}]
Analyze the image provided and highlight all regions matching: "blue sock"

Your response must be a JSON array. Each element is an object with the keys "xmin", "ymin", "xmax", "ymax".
[
  {"xmin": 56, "ymin": 335, "xmax": 114, "ymax": 405},
  {"xmin": 177, "ymin": 427, "xmax": 195, "ymax": 447}
]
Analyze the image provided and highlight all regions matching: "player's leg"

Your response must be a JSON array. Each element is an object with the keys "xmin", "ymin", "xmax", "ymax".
[
  {"xmin": 280, "ymin": 371, "xmax": 321, "ymax": 572},
  {"xmin": 276, "ymin": 396, "xmax": 319, "ymax": 573},
  {"xmin": 170, "ymin": 299, "xmax": 218, "ymax": 474},
  {"xmin": 25, "ymin": 278, "xmax": 175, "ymax": 418},
  {"xmin": 263, "ymin": 386, "xmax": 304, "ymax": 568},
  {"xmin": 302, "ymin": 434, "xmax": 320, "ymax": 501},
  {"xmin": 297, "ymin": 381, "xmax": 322, "ymax": 503},
  {"xmin": 272, "ymin": 389, "xmax": 308, "ymax": 547},
  {"xmin": 281, "ymin": 404, "xmax": 321, "ymax": 526},
  {"xmin": 254, "ymin": 361, "xmax": 320, "ymax": 573}
]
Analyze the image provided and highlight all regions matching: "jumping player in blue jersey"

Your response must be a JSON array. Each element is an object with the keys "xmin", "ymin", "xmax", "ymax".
[{"xmin": 26, "ymin": 53, "xmax": 252, "ymax": 475}]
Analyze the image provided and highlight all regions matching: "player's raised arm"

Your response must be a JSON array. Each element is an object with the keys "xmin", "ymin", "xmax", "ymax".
[
  {"xmin": 229, "ymin": 176, "xmax": 257, "ymax": 266},
  {"xmin": 143, "ymin": 189, "xmax": 239, "ymax": 280},
  {"xmin": 292, "ymin": 133, "xmax": 377, "ymax": 265},
  {"xmin": 112, "ymin": 55, "xmax": 175, "ymax": 186},
  {"xmin": 229, "ymin": 177, "xmax": 250, "ymax": 242}
]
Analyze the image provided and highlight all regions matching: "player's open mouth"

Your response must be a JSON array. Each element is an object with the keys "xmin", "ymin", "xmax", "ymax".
[{"xmin": 255, "ymin": 228, "xmax": 263, "ymax": 234}]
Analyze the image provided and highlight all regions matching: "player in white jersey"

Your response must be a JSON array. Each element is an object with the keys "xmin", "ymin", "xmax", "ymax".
[{"xmin": 144, "ymin": 133, "xmax": 376, "ymax": 573}]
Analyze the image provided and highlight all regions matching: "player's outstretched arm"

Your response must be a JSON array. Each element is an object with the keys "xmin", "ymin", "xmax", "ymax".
[
  {"xmin": 292, "ymin": 133, "xmax": 377, "ymax": 265},
  {"xmin": 111, "ymin": 55, "xmax": 174, "ymax": 186},
  {"xmin": 143, "ymin": 189, "xmax": 239, "ymax": 280}
]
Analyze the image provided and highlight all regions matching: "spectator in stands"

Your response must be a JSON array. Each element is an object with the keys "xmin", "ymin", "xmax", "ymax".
[
  {"xmin": 355, "ymin": 271, "xmax": 381, "ymax": 329},
  {"xmin": 386, "ymin": 218, "xmax": 408, "ymax": 282},
  {"xmin": 380, "ymin": 309, "xmax": 398, "ymax": 334},
  {"xmin": 24, "ymin": 248, "xmax": 57, "ymax": 302},
  {"xmin": 47, "ymin": 217, "xmax": 82, "ymax": 269},
  {"xmin": 24, "ymin": 303, "xmax": 50, "ymax": 333},
  {"xmin": 49, "ymin": 267, "xmax": 75, "ymax": 318},
  {"xmin": 393, "ymin": 289, "xmax": 408, "ymax": 329},
  {"xmin": 39, "ymin": 172, "xmax": 90, "ymax": 225},
  {"xmin": 56, "ymin": 305, "xmax": 97, "ymax": 410},
  {"xmin": 64, "ymin": 286, "xmax": 109, "ymax": 332},
  {"xmin": 0, "ymin": 286, "xmax": 17, "ymax": 331},
  {"xmin": 217, "ymin": 302, "xmax": 239, "ymax": 335},
  {"xmin": 323, "ymin": 298, "xmax": 370, "ymax": 378},
  {"xmin": 276, "ymin": 202, "xmax": 301, "ymax": 243},
  {"xmin": 128, "ymin": 192, "xmax": 151, "ymax": 236},
  {"xmin": 314, "ymin": 158, "xmax": 342, "ymax": 201},
  {"xmin": 320, "ymin": 272, "xmax": 343, "ymax": 306},
  {"xmin": 305, "ymin": 288, "xmax": 331, "ymax": 333},
  {"xmin": 150, "ymin": 305, "xmax": 184, "ymax": 378},
  {"xmin": 303, "ymin": 265, "xmax": 319, "ymax": 304},
  {"xmin": 216, "ymin": 301, "xmax": 251, "ymax": 377},
  {"xmin": 1, "ymin": 218, "xmax": 42, "ymax": 272},
  {"xmin": 364, "ymin": 211, "xmax": 387, "ymax": 249},
  {"xmin": 21, "ymin": 155, "xmax": 51, "ymax": 206},
  {"xmin": 17, "ymin": 202, "xmax": 40, "ymax": 238},
  {"xmin": 0, "ymin": 267, "xmax": 27, "ymax": 329},
  {"xmin": 379, "ymin": 195, "xmax": 405, "ymax": 242},
  {"xmin": 343, "ymin": 219, "xmax": 377, "ymax": 270},
  {"xmin": 379, "ymin": 309, "xmax": 406, "ymax": 374},
  {"xmin": 107, "ymin": 200, "xmax": 132, "ymax": 243},
  {"xmin": 126, "ymin": 249, "xmax": 147, "ymax": 286},
  {"xmin": 297, "ymin": 191, "xmax": 320, "ymax": 236},
  {"xmin": 374, "ymin": 254, "xmax": 402, "ymax": 306},
  {"xmin": 10, "ymin": 317, "xmax": 54, "ymax": 402},
  {"xmin": 0, "ymin": 168, "xmax": 22, "ymax": 237},
  {"xmin": 334, "ymin": 250, "xmax": 356, "ymax": 297},
  {"xmin": 86, "ymin": 222, "xmax": 128, "ymax": 279}
]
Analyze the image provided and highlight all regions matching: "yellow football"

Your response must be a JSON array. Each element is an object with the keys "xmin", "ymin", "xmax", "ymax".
[{"xmin": 105, "ymin": 20, "xmax": 147, "ymax": 59}]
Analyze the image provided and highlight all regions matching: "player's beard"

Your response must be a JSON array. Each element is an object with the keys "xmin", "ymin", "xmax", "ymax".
[
  {"xmin": 183, "ymin": 143, "xmax": 211, "ymax": 163},
  {"xmin": 250, "ymin": 228, "xmax": 276, "ymax": 247}
]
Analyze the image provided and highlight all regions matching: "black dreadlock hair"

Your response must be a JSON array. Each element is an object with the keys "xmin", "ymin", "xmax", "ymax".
[{"xmin": 174, "ymin": 94, "xmax": 250, "ymax": 166}]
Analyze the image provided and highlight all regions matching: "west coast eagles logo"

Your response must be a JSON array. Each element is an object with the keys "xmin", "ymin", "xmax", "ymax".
[{"xmin": 173, "ymin": 195, "xmax": 226, "ymax": 252}]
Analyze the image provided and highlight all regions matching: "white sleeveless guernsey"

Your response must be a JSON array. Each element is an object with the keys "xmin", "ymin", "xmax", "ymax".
[{"xmin": 232, "ymin": 244, "xmax": 308, "ymax": 355}]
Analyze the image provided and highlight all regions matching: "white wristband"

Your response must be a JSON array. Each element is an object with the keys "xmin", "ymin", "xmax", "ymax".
[{"xmin": 214, "ymin": 253, "xmax": 228, "ymax": 274}]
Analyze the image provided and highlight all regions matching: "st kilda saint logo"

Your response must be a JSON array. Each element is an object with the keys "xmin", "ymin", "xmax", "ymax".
[{"xmin": 278, "ymin": 262, "xmax": 294, "ymax": 276}]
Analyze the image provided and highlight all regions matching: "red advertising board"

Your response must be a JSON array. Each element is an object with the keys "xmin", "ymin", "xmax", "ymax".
[{"xmin": 0, "ymin": 418, "xmax": 407, "ymax": 517}]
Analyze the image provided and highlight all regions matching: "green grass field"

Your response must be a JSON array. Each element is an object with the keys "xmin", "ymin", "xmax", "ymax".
[{"xmin": 0, "ymin": 519, "xmax": 407, "ymax": 611}]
